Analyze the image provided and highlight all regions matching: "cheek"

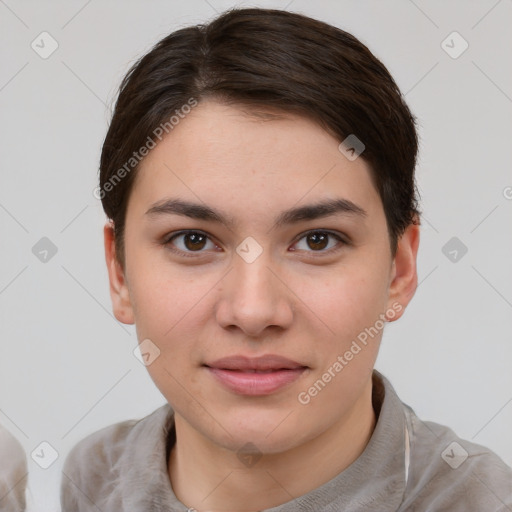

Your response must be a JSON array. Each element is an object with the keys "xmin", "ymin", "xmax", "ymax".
[
  {"xmin": 127, "ymin": 259, "xmax": 217, "ymax": 396},
  {"xmin": 295, "ymin": 260, "xmax": 391, "ymax": 345},
  {"xmin": 127, "ymin": 244, "xmax": 209, "ymax": 337},
  {"xmin": 129, "ymin": 271, "xmax": 208, "ymax": 408}
]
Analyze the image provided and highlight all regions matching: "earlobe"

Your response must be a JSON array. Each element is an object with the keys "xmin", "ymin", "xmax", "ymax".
[
  {"xmin": 386, "ymin": 222, "xmax": 420, "ymax": 322},
  {"xmin": 104, "ymin": 222, "xmax": 135, "ymax": 325}
]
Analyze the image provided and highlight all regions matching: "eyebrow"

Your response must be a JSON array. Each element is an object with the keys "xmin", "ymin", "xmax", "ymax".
[{"xmin": 145, "ymin": 197, "xmax": 367, "ymax": 230}]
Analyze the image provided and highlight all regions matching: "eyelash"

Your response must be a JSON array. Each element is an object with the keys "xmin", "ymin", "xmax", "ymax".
[{"xmin": 162, "ymin": 229, "xmax": 348, "ymax": 258}]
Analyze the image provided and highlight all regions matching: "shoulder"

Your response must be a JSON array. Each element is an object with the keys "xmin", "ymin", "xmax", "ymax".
[
  {"xmin": 0, "ymin": 425, "xmax": 27, "ymax": 512},
  {"xmin": 401, "ymin": 405, "xmax": 512, "ymax": 511},
  {"xmin": 60, "ymin": 404, "xmax": 172, "ymax": 509},
  {"xmin": 0, "ymin": 424, "xmax": 26, "ymax": 472}
]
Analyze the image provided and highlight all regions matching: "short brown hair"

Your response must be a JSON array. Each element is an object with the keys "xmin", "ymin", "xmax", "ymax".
[{"xmin": 99, "ymin": 7, "xmax": 420, "ymax": 267}]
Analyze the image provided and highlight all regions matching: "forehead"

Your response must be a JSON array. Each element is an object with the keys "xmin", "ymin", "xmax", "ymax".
[{"xmin": 128, "ymin": 100, "xmax": 383, "ymax": 222}]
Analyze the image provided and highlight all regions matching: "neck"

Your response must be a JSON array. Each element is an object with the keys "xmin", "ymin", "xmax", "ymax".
[{"xmin": 168, "ymin": 378, "xmax": 376, "ymax": 512}]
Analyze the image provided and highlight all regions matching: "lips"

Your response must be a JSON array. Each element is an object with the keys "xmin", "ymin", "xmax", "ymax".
[
  {"xmin": 205, "ymin": 354, "xmax": 305, "ymax": 371},
  {"xmin": 204, "ymin": 354, "xmax": 308, "ymax": 395}
]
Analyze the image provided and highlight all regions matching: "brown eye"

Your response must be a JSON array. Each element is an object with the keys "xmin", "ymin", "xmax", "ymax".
[
  {"xmin": 292, "ymin": 230, "xmax": 345, "ymax": 254},
  {"xmin": 165, "ymin": 231, "xmax": 217, "ymax": 255},
  {"xmin": 182, "ymin": 232, "xmax": 207, "ymax": 251},
  {"xmin": 306, "ymin": 232, "xmax": 329, "ymax": 250}
]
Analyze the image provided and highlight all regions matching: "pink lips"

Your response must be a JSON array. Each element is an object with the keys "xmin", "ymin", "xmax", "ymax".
[{"xmin": 204, "ymin": 354, "xmax": 307, "ymax": 396}]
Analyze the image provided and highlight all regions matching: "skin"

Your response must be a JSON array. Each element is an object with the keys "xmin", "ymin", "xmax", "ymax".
[{"xmin": 104, "ymin": 100, "xmax": 419, "ymax": 511}]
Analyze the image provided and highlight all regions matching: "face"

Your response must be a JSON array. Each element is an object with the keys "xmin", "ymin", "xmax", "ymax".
[{"xmin": 105, "ymin": 100, "xmax": 419, "ymax": 455}]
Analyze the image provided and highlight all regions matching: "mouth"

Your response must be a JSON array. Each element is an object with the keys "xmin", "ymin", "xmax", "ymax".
[{"xmin": 203, "ymin": 354, "xmax": 308, "ymax": 396}]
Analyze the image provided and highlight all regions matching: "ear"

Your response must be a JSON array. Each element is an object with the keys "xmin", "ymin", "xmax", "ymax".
[
  {"xmin": 104, "ymin": 222, "xmax": 135, "ymax": 325},
  {"xmin": 386, "ymin": 222, "xmax": 420, "ymax": 321}
]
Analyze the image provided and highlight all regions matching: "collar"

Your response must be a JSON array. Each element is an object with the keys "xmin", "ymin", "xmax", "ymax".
[{"xmin": 118, "ymin": 370, "xmax": 408, "ymax": 511}]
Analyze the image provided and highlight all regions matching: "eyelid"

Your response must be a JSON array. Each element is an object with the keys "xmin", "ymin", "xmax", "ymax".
[
  {"xmin": 292, "ymin": 228, "xmax": 348, "ymax": 246},
  {"xmin": 164, "ymin": 229, "xmax": 212, "ymax": 244},
  {"xmin": 163, "ymin": 229, "xmax": 221, "ymax": 258},
  {"xmin": 290, "ymin": 229, "xmax": 348, "ymax": 256},
  {"xmin": 163, "ymin": 229, "xmax": 348, "ymax": 257}
]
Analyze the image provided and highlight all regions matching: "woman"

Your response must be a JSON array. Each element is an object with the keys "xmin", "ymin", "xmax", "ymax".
[{"xmin": 61, "ymin": 7, "xmax": 512, "ymax": 511}]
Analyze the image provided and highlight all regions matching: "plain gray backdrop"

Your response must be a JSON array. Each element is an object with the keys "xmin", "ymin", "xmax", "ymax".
[{"xmin": 1, "ymin": 0, "xmax": 511, "ymax": 510}]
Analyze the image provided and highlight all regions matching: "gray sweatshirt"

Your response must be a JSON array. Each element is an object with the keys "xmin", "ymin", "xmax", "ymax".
[{"xmin": 60, "ymin": 371, "xmax": 512, "ymax": 511}]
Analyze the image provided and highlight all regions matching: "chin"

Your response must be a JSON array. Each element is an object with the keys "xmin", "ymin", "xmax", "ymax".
[
  {"xmin": 214, "ymin": 409, "xmax": 307, "ymax": 452},
  {"xmin": 219, "ymin": 429, "xmax": 300, "ymax": 456}
]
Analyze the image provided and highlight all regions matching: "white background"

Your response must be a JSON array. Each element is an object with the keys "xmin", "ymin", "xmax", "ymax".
[{"xmin": 1, "ymin": 0, "xmax": 511, "ymax": 510}]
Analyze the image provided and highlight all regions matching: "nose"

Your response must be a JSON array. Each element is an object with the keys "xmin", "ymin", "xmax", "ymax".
[{"xmin": 215, "ymin": 252, "xmax": 294, "ymax": 339}]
